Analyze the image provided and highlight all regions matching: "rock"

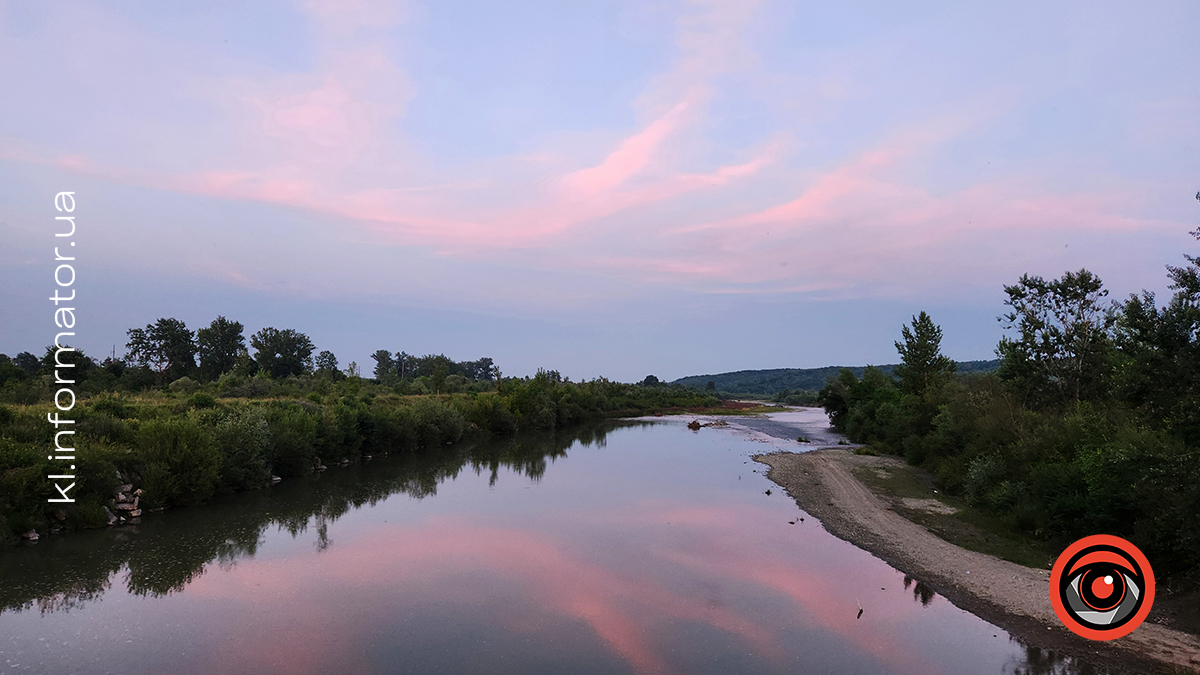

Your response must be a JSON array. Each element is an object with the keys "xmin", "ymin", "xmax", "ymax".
[
  {"xmin": 117, "ymin": 483, "xmax": 132, "ymax": 493},
  {"xmin": 54, "ymin": 509, "xmax": 68, "ymax": 521},
  {"xmin": 128, "ymin": 509, "xmax": 142, "ymax": 518},
  {"xmin": 116, "ymin": 493, "xmax": 132, "ymax": 503},
  {"xmin": 687, "ymin": 420, "xmax": 702, "ymax": 430},
  {"xmin": 115, "ymin": 498, "xmax": 139, "ymax": 512},
  {"xmin": 362, "ymin": 455, "xmax": 372, "ymax": 461},
  {"xmin": 22, "ymin": 530, "xmax": 38, "ymax": 541},
  {"xmin": 270, "ymin": 475, "xmax": 282, "ymax": 484},
  {"xmin": 133, "ymin": 489, "xmax": 144, "ymax": 497},
  {"xmin": 340, "ymin": 458, "xmax": 350, "ymax": 465},
  {"xmin": 104, "ymin": 506, "xmax": 118, "ymax": 525}
]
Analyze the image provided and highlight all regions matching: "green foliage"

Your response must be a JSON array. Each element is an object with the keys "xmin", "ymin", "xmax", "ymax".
[
  {"xmin": 894, "ymin": 311, "xmax": 956, "ymax": 397},
  {"xmin": 196, "ymin": 316, "xmax": 245, "ymax": 381},
  {"xmin": 250, "ymin": 327, "xmax": 315, "ymax": 379},
  {"xmin": 168, "ymin": 376, "xmax": 200, "ymax": 394},
  {"xmin": 467, "ymin": 394, "xmax": 518, "ymax": 435},
  {"xmin": 0, "ymin": 319, "xmax": 713, "ymax": 544},
  {"xmin": 314, "ymin": 350, "xmax": 341, "ymax": 379},
  {"xmin": 126, "ymin": 318, "xmax": 197, "ymax": 385},
  {"xmin": 136, "ymin": 418, "xmax": 222, "ymax": 508},
  {"xmin": 997, "ymin": 269, "xmax": 1115, "ymax": 410},
  {"xmin": 773, "ymin": 388, "xmax": 818, "ymax": 406},
  {"xmin": 823, "ymin": 235, "xmax": 1200, "ymax": 576},
  {"xmin": 675, "ymin": 360, "xmax": 1000, "ymax": 395},
  {"xmin": 214, "ymin": 408, "xmax": 271, "ymax": 491}
]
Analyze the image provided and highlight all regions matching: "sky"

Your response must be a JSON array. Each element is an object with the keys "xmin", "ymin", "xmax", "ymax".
[{"xmin": 1, "ymin": 0, "xmax": 1198, "ymax": 382}]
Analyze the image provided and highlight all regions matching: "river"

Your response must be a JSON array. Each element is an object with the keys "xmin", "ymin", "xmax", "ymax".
[{"xmin": 0, "ymin": 410, "xmax": 1104, "ymax": 674}]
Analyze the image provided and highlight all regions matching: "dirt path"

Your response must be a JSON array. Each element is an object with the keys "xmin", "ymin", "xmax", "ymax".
[{"xmin": 755, "ymin": 448, "xmax": 1200, "ymax": 674}]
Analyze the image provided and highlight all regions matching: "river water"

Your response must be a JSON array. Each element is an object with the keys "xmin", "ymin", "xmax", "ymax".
[{"xmin": 0, "ymin": 410, "xmax": 1103, "ymax": 674}]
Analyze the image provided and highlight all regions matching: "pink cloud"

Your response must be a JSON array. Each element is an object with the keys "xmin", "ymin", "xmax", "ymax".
[{"xmin": 562, "ymin": 93, "xmax": 700, "ymax": 197}]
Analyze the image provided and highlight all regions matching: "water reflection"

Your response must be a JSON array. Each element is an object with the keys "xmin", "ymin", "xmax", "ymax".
[
  {"xmin": 0, "ymin": 422, "xmax": 624, "ymax": 615},
  {"xmin": 902, "ymin": 574, "xmax": 937, "ymax": 606},
  {"xmin": 0, "ymin": 419, "xmax": 1116, "ymax": 675},
  {"xmin": 1005, "ymin": 644, "xmax": 1104, "ymax": 675}
]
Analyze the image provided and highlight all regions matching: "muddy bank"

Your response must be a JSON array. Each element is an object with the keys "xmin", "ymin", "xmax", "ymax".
[{"xmin": 754, "ymin": 448, "xmax": 1200, "ymax": 674}]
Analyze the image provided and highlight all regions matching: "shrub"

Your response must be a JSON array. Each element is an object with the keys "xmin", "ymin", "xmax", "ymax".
[
  {"xmin": 190, "ymin": 392, "xmax": 216, "ymax": 408},
  {"xmin": 215, "ymin": 408, "xmax": 272, "ymax": 490},
  {"xmin": 88, "ymin": 394, "xmax": 131, "ymax": 419},
  {"xmin": 136, "ymin": 418, "xmax": 222, "ymax": 507},
  {"xmin": 410, "ymin": 397, "xmax": 465, "ymax": 447},
  {"xmin": 168, "ymin": 377, "xmax": 200, "ymax": 395},
  {"xmin": 78, "ymin": 412, "xmax": 130, "ymax": 443}
]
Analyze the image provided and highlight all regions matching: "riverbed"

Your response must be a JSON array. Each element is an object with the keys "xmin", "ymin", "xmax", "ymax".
[{"xmin": 0, "ymin": 415, "xmax": 1104, "ymax": 674}]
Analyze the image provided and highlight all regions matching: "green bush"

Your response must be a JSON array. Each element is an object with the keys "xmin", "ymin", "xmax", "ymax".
[
  {"xmin": 215, "ymin": 408, "xmax": 272, "ymax": 490},
  {"xmin": 136, "ymin": 418, "xmax": 222, "ymax": 507},
  {"xmin": 168, "ymin": 377, "xmax": 200, "ymax": 395}
]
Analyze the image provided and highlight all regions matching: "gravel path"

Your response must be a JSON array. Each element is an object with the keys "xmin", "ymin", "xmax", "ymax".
[{"xmin": 754, "ymin": 446, "xmax": 1200, "ymax": 674}]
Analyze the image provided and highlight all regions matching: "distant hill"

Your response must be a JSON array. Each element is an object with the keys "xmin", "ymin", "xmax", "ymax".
[{"xmin": 672, "ymin": 359, "xmax": 1000, "ymax": 395}]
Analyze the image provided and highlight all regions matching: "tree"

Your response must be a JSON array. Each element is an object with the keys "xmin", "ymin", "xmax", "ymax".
[
  {"xmin": 370, "ymin": 350, "xmax": 395, "ymax": 381},
  {"xmin": 0, "ymin": 353, "xmax": 39, "ymax": 386},
  {"xmin": 395, "ymin": 351, "xmax": 411, "ymax": 379},
  {"xmin": 13, "ymin": 352, "xmax": 39, "ymax": 377},
  {"xmin": 893, "ymin": 311, "xmax": 956, "ymax": 397},
  {"xmin": 126, "ymin": 318, "xmax": 196, "ymax": 385},
  {"xmin": 314, "ymin": 350, "xmax": 341, "ymax": 379},
  {"xmin": 196, "ymin": 316, "xmax": 245, "ymax": 381},
  {"xmin": 461, "ymin": 357, "xmax": 496, "ymax": 381},
  {"xmin": 249, "ymin": 327, "xmax": 314, "ymax": 379},
  {"xmin": 1114, "ymin": 200, "xmax": 1200, "ymax": 443},
  {"xmin": 997, "ymin": 269, "xmax": 1115, "ymax": 408},
  {"xmin": 431, "ymin": 361, "xmax": 449, "ymax": 394},
  {"xmin": 705, "ymin": 380, "xmax": 716, "ymax": 391},
  {"xmin": 817, "ymin": 369, "xmax": 858, "ymax": 431},
  {"xmin": 640, "ymin": 375, "xmax": 660, "ymax": 387},
  {"xmin": 1164, "ymin": 196, "xmax": 1200, "ymax": 298},
  {"xmin": 40, "ymin": 345, "xmax": 98, "ymax": 380}
]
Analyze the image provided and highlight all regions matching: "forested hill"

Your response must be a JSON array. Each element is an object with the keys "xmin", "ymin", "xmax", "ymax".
[{"xmin": 672, "ymin": 359, "xmax": 1000, "ymax": 394}]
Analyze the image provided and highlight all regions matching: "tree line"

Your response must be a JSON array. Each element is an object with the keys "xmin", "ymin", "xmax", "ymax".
[
  {"xmin": 0, "ymin": 316, "xmax": 505, "ymax": 401},
  {"xmin": 819, "ymin": 214, "xmax": 1200, "ymax": 576}
]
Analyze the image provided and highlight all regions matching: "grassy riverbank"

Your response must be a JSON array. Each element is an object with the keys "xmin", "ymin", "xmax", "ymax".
[{"xmin": 0, "ymin": 373, "xmax": 714, "ymax": 546}]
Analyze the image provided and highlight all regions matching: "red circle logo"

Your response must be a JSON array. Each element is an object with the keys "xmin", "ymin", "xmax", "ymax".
[{"xmin": 1049, "ymin": 534, "xmax": 1154, "ymax": 640}]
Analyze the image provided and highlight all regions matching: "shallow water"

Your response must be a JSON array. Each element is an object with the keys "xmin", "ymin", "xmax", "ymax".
[{"xmin": 0, "ymin": 413, "xmax": 1104, "ymax": 674}]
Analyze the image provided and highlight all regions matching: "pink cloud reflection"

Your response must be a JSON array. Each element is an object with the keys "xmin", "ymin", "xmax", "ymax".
[{"xmin": 176, "ymin": 500, "xmax": 974, "ymax": 675}]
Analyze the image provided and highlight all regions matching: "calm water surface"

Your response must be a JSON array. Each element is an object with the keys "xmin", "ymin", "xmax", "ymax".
[{"xmin": 0, "ymin": 412, "xmax": 1103, "ymax": 674}]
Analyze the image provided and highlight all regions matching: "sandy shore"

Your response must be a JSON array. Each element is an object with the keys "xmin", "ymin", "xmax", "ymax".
[{"xmin": 754, "ymin": 447, "xmax": 1200, "ymax": 674}]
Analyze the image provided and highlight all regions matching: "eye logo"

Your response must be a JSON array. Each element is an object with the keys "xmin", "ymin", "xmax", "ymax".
[{"xmin": 1049, "ymin": 534, "xmax": 1154, "ymax": 640}]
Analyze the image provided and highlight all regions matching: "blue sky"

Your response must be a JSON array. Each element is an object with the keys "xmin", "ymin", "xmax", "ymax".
[{"xmin": 2, "ymin": 0, "xmax": 1198, "ymax": 381}]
